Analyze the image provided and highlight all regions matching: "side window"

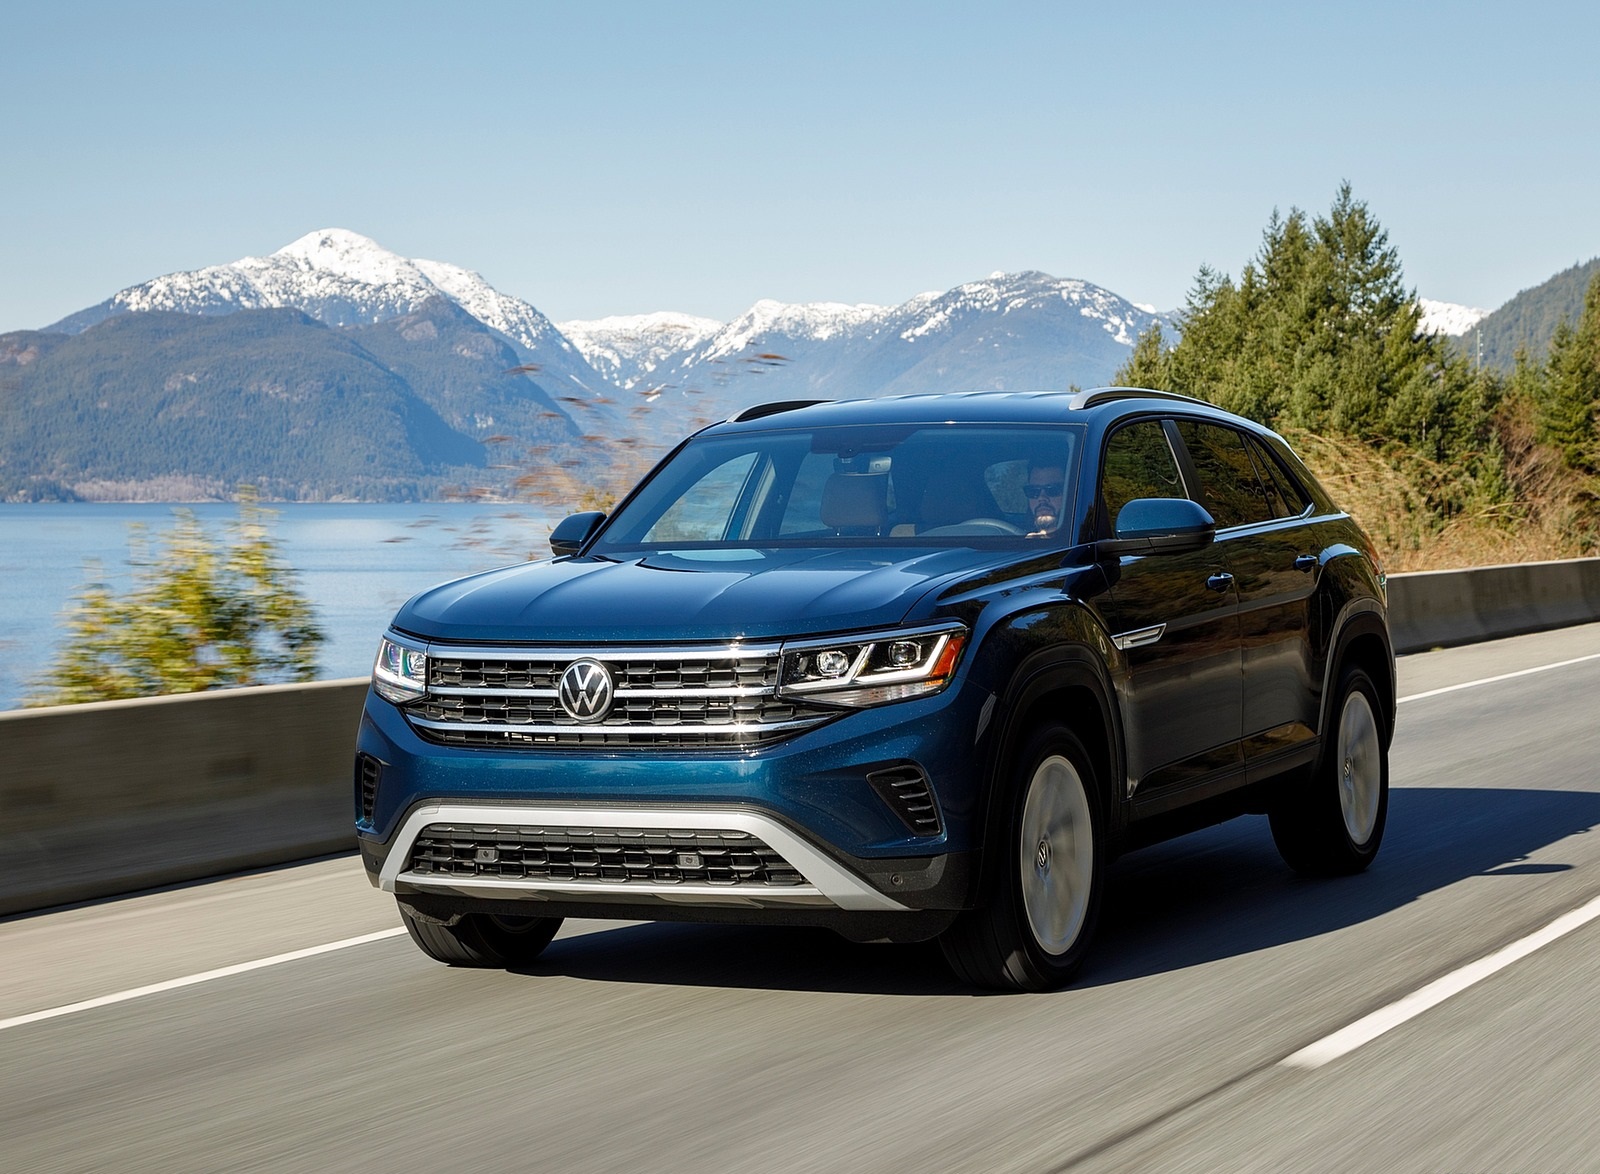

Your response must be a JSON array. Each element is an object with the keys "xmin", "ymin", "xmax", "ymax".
[
  {"xmin": 1247, "ymin": 435, "xmax": 1310, "ymax": 518},
  {"xmin": 1100, "ymin": 420, "xmax": 1186, "ymax": 532},
  {"xmin": 644, "ymin": 452, "xmax": 758, "ymax": 542},
  {"xmin": 1175, "ymin": 421, "xmax": 1275, "ymax": 529}
]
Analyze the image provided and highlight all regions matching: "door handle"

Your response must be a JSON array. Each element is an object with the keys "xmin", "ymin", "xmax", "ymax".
[
  {"xmin": 1206, "ymin": 572, "xmax": 1234, "ymax": 592},
  {"xmin": 1294, "ymin": 554, "xmax": 1318, "ymax": 572}
]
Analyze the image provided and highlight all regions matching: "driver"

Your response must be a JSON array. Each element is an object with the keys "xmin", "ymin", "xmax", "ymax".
[{"xmin": 1023, "ymin": 462, "xmax": 1066, "ymax": 537}]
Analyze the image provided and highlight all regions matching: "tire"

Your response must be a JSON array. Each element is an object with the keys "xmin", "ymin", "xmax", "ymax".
[
  {"xmin": 1270, "ymin": 664, "xmax": 1388, "ymax": 876},
  {"xmin": 939, "ymin": 724, "xmax": 1105, "ymax": 991},
  {"xmin": 398, "ymin": 901, "xmax": 563, "ymax": 968}
]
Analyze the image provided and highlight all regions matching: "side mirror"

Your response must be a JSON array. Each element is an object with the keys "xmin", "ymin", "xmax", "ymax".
[
  {"xmin": 549, "ymin": 511, "xmax": 606, "ymax": 557},
  {"xmin": 1098, "ymin": 498, "xmax": 1215, "ymax": 557}
]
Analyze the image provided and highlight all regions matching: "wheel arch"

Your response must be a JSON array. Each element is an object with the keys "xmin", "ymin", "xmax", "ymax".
[
  {"xmin": 1322, "ymin": 603, "xmax": 1396, "ymax": 748},
  {"xmin": 967, "ymin": 624, "xmax": 1127, "ymax": 903}
]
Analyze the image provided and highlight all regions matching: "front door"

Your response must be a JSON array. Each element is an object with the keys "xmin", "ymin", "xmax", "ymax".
[
  {"xmin": 1173, "ymin": 421, "xmax": 1321, "ymax": 778},
  {"xmin": 1093, "ymin": 418, "xmax": 1243, "ymax": 800}
]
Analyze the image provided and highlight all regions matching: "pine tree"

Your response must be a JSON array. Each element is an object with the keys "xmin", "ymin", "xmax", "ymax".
[
  {"xmin": 1114, "ymin": 183, "xmax": 1492, "ymax": 462},
  {"xmin": 1119, "ymin": 323, "xmax": 1171, "ymax": 389},
  {"xmin": 1537, "ymin": 272, "xmax": 1600, "ymax": 474}
]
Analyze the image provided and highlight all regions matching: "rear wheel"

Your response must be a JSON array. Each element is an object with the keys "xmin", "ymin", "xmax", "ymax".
[
  {"xmin": 398, "ymin": 901, "xmax": 563, "ymax": 967},
  {"xmin": 1270, "ymin": 664, "xmax": 1388, "ymax": 875},
  {"xmin": 939, "ymin": 724, "xmax": 1105, "ymax": 991}
]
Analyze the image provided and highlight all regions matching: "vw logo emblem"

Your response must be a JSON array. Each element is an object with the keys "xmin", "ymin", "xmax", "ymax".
[{"xmin": 558, "ymin": 659, "xmax": 614, "ymax": 723}]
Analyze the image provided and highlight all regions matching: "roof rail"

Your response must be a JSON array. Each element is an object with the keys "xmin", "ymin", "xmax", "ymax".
[
  {"xmin": 728, "ymin": 399, "xmax": 834, "ymax": 423},
  {"xmin": 1067, "ymin": 387, "xmax": 1217, "ymax": 411}
]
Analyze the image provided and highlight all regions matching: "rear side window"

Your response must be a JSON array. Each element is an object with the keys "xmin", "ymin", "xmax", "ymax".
[
  {"xmin": 1247, "ymin": 435, "xmax": 1311, "ymax": 518},
  {"xmin": 1100, "ymin": 420, "xmax": 1187, "ymax": 531},
  {"xmin": 1174, "ymin": 421, "xmax": 1275, "ymax": 529}
]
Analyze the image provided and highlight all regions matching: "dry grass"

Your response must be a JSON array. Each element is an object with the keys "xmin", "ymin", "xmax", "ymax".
[{"xmin": 1290, "ymin": 427, "xmax": 1599, "ymax": 572}]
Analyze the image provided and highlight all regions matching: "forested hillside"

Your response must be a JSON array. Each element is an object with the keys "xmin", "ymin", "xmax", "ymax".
[
  {"xmin": 1455, "ymin": 257, "xmax": 1600, "ymax": 372},
  {"xmin": 0, "ymin": 306, "xmax": 579, "ymax": 501},
  {"xmin": 1118, "ymin": 185, "xmax": 1600, "ymax": 570}
]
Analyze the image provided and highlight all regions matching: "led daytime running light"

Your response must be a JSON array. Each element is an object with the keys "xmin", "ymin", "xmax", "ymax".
[
  {"xmin": 373, "ymin": 635, "xmax": 428, "ymax": 704},
  {"xmin": 778, "ymin": 625, "xmax": 967, "ymax": 708}
]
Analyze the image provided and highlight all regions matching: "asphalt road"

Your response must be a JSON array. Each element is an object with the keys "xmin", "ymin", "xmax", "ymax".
[{"xmin": 5, "ymin": 624, "xmax": 1600, "ymax": 1174}]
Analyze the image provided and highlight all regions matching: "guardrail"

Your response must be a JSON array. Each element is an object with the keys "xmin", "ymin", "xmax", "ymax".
[
  {"xmin": 1386, "ymin": 556, "xmax": 1600, "ymax": 654},
  {"xmin": 3, "ymin": 556, "xmax": 1598, "ymax": 917},
  {"xmin": 0, "ymin": 679, "xmax": 367, "ymax": 917}
]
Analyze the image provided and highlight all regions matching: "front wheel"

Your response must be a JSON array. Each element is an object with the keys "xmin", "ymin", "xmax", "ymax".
[
  {"xmin": 939, "ymin": 725, "xmax": 1105, "ymax": 991},
  {"xmin": 1270, "ymin": 665, "xmax": 1389, "ymax": 875},
  {"xmin": 398, "ymin": 901, "xmax": 563, "ymax": 967}
]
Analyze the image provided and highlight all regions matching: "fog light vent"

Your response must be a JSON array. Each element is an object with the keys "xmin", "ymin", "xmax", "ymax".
[
  {"xmin": 867, "ymin": 764, "xmax": 942, "ymax": 836},
  {"xmin": 357, "ymin": 754, "xmax": 381, "ymax": 823}
]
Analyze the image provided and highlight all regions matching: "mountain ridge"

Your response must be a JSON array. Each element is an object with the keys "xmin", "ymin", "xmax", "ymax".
[{"xmin": 9, "ymin": 228, "xmax": 1549, "ymax": 501}]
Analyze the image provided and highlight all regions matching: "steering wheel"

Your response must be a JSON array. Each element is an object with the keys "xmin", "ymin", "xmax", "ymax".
[{"xmin": 918, "ymin": 517, "xmax": 1024, "ymax": 536}]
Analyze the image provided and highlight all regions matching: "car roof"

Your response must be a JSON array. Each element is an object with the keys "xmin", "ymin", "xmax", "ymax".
[{"xmin": 702, "ymin": 387, "xmax": 1254, "ymax": 434}]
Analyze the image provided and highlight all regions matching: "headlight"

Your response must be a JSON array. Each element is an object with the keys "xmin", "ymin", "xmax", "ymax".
[
  {"xmin": 778, "ymin": 624, "xmax": 968, "ymax": 708},
  {"xmin": 373, "ymin": 635, "xmax": 428, "ymax": 704}
]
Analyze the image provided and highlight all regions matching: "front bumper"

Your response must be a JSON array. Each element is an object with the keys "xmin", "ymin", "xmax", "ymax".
[
  {"xmin": 356, "ymin": 676, "xmax": 990, "ymax": 918},
  {"xmin": 380, "ymin": 801, "xmax": 911, "ymax": 911}
]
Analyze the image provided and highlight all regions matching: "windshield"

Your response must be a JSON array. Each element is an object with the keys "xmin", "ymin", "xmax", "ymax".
[{"xmin": 594, "ymin": 423, "xmax": 1083, "ymax": 552}]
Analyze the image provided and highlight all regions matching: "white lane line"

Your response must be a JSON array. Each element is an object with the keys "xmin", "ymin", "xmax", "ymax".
[
  {"xmin": 0, "ymin": 866, "xmax": 371, "ymax": 941},
  {"xmin": 1398, "ymin": 651, "xmax": 1600, "ymax": 704},
  {"xmin": 1282, "ymin": 892, "xmax": 1600, "ymax": 1069},
  {"xmin": 0, "ymin": 927, "xmax": 408, "ymax": 1034}
]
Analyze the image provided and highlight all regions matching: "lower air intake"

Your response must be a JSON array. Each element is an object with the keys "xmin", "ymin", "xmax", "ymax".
[{"xmin": 408, "ymin": 824, "xmax": 806, "ymax": 888}]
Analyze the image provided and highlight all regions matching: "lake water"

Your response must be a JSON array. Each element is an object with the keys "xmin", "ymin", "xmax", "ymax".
[{"xmin": 0, "ymin": 502, "xmax": 556, "ymax": 712}]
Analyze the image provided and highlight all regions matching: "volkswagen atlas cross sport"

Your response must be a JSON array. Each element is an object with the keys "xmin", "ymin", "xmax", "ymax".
[{"xmin": 355, "ymin": 388, "xmax": 1394, "ymax": 991}]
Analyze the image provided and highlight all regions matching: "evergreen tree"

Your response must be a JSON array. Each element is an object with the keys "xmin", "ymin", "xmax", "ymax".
[
  {"xmin": 1115, "ymin": 183, "xmax": 1495, "ymax": 462},
  {"xmin": 29, "ymin": 492, "xmax": 323, "ymax": 705},
  {"xmin": 1118, "ymin": 322, "xmax": 1171, "ymax": 389},
  {"xmin": 1537, "ymin": 272, "xmax": 1600, "ymax": 474}
]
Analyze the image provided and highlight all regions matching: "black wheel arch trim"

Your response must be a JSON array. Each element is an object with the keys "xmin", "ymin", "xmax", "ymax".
[
  {"xmin": 1320, "ymin": 600, "xmax": 1396, "ymax": 748},
  {"xmin": 967, "ymin": 616, "xmax": 1128, "ymax": 903}
]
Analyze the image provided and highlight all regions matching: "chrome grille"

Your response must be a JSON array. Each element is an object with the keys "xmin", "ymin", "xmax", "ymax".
[
  {"xmin": 406, "ymin": 645, "xmax": 834, "ymax": 748},
  {"xmin": 407, "ymin": 823, "xmax": 806, "ymax": 887}
]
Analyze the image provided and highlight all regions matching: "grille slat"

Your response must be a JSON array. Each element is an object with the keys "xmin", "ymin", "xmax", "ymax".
[
  {"xmin": 867, "ymin": 765, "xmax": 943, "ymax": 836},
  {"xmin": 410, "ymin": 647, "xmax": 832, "ymax": 749},
  {"xmin": 357, "ymin": 754, "xmax": 381, "ymax": 823},
  {"xmin": 407, "ymin": 824, "xmax": 807, "ymax": 888}
]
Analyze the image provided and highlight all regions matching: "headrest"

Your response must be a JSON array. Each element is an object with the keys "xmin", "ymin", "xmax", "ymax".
[{"xmin": 820, "ymin": 473, "xmax": 888, "ymax": 530}]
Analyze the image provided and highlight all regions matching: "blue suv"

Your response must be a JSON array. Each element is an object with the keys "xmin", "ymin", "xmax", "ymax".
[{"xmin": 356, "ymin": 388, "xmax": 1393, "ymax": 990}]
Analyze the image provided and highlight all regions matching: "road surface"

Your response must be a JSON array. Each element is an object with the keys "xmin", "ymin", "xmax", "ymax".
[{"xmin": 5, "ymin": 624, "xmax": 1600, "ymax": 1173}]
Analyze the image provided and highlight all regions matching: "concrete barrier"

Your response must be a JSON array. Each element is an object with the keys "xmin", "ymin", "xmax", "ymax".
[
  {"xmin": 1387, "ymin": 557, "xmax": 1600, "ymax": 654},
  {"xmin": 0, "ymin": 678, "xmax": 367, "ymax": 917},
  {"xmin": 5, "ymin": 556, "xmax": 1600, "ymax": 918}
]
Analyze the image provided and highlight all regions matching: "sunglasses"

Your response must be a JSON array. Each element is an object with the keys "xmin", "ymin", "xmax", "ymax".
[{"xmin": 1023, "ymin": 482, "xmax": 1064, "ymax": 499}]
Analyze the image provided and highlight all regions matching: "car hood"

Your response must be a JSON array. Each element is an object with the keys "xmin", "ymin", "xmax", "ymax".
[{"xmin": 391, "ymin": 546, "xmax": 1039, "ymax": 644}]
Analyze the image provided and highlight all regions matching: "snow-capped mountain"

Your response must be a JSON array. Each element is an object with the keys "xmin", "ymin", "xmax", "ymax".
[
  {"xmin": 555, "ymin": 271, "xmax": 1178, "ymax": 433},
  {"xmin": 48, "ymin": 229, "xmax": 613, "ymax": 404},
  {"xmin": 45, "ymin": 230, "xmax": 1174, "ymax": 423},
  {"xmin": 1419, "ymin": 298, "xmax": 1489, "ymax": 337},
  {"xmin": 557, "ymin": 312, "xmax": 724, "ymax": 389}
]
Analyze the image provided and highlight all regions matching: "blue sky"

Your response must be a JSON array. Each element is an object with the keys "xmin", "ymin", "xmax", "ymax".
[{"xmin": 3, "ymin": 1, "xmax": 1596, "ymax": 330}]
